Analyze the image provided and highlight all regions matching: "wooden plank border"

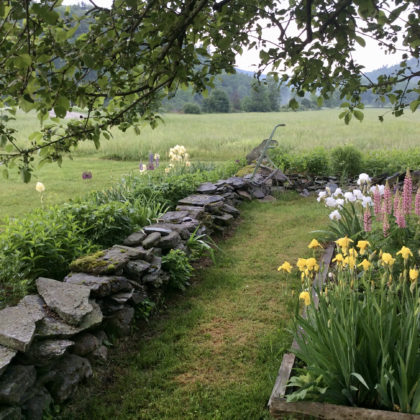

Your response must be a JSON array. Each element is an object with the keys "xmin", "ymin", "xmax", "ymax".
[
  {"xmin": 267, "ymin": 243, "xmax": 335, "ymax": 408},
  {"xmin": 270, "ymin": 397, "xmax": 420, "ymax": 420}
]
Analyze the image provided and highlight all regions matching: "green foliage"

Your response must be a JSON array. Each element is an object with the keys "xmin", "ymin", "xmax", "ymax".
[
  {"xmin": 202, "ymin": 90, "xmax": 230, "ymax": 113},
  {"xmin": 0, "ymin": 163, "xmax": 239, "ymax": 306},
  {"xmin": 313, "ymin": 203, "xmax": 364, "ymax": 242},
  {"xmin": 63, "ymin": 201, "xmax": 133, "ymax": 248},
  {"xmin": 242, "ymin": 79, "xmax": 280, "ymax": 112},
  {"xmin": 162, "ymin": 249, "xmax": 193, "ymax": 291},
  {"xmin": 183, "ymin": 103, "xmax": 201, "ymax": 114},
  {"xmin": 304, "ymin": 147, "xmax": 330, "ymax": 176},
  {"xmin": 330, "ymin": 145, "xmax": 363, "ymax": 178},
  {"xmin": 289, "ymin": 280, "xmax": 420, "ymax": 413},
  {"xmin": 0, "ymin": 207, "xmax": 96, "ymax": 305},
  {"xmin": 186, "ymin": 227, "xmax": 216, "ymax": 262}
]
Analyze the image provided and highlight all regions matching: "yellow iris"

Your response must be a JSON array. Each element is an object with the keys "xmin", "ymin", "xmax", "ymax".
[
  {"xmin": 381, "ymin": 253, "xmax": 395, "ymax": 266},
  {"xmin": 356, "ymin": 240, "xmax": 370, "ymax": 255},
  {"xmin": 306, "ymin": 257, "xmax": 319, "ymax": 272},
  {"xmin": 335, "ymin": 236, "xmax": 354, "ymax": 255},
  {"xmin": 278, "ymin": 261, "xmax": 293, "ymax": 273},
  {"xmin": 396, "ymin": 246, "xmax": 413, "ymax": 261},
  {"xmin": 308, "ymin": 239, "xmax": 323, "ymax": 249},
  {"xmin": 332, "ymin": 253, "xmax": 344, "ymax": 264},
  {"xmin": 409, "ymin": 268, "xmax": 419, "ymax": 282},
  {"xmin": 299, "ymin": 291, "xmax": 311, "ymax": 306},
  {"xmin": 296, "ymin": 258, "xmax": 307, "ymax": 272},
  {"xmin": 358, "ymin": 259, "xmax": 371, "ymax": 271}
]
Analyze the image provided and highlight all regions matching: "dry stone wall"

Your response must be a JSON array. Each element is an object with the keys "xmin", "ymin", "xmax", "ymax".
[{"xmin": 0, "ymin": 173, "xmax": 275, "ymax": 419}]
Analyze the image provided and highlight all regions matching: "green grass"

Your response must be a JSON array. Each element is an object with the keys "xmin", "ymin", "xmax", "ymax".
[
  {"xmin": 0, "ymin": 158, "xmax": 140, "ymax": 220},
  {"xmin": 2, "ymin": 109, "xmax": 419, "ymax": 220},
  {"xmin": 60, "ymin": 195, "xmax": 327, "ymax": 420},
  {"xmin": 7, "ymin": 109, "xmax": 420, "ymax": 162}
]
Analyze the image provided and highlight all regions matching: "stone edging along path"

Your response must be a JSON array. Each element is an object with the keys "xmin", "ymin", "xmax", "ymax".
[{"xmin": 0, "ymin": 172, "xmax": 277, "ymax": 420}]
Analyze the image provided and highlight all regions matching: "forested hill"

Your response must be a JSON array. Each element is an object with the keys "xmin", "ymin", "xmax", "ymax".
[{"xmin": 67, "ymin": 4, "xmax": 419, "ymax": 114}]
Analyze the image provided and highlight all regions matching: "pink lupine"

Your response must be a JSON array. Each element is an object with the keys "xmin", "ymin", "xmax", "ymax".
[
  {"xmin": 415, "ymin": 188, "xmax": 420, "ymax": 217},
  {"xmin": 395, "ymin": 199, "xmax": 406, "ymax": 228},
  {"xmin": 383, "ymin": 213, "xmax": 389, "ymax": 237},
  {"xmin": 384, "ymin": 181, "xmax": 392, "ymax": 215},
  {"xmin": 402, "ymin": 169, "xmax": 413, "ymax": 215},
  {"xmin": 373, "ymin": 186, "xmax": 382, "ymax": 216},
  {"xmin": 364, "ymin": 207, "xmax": 372, "ymax": 232},
  {"xmin": 393, "ymin": 188, "xmax": 400, "ymax": 216}
]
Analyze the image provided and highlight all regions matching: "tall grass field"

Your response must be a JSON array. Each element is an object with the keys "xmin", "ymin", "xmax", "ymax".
[{"xmin": 1, "ymin": 108, "xmax": 419, "ymax": 219}]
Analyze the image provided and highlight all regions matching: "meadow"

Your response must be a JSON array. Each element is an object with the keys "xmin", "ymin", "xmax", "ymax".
[{"xmin": 1, "ymin": 108, "xmax": 419, "ymax": 219}]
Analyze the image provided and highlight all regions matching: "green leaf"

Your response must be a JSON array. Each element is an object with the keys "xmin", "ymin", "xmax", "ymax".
[
  {"xmin": 15, "ymin": 54, "xmax": 32, "ymax": 70},
  {"xmin": 351, "ymin": 373, "xmax": 370, "ymax": 390},
  {"xmin": 409, "ymin": 100, "xmax": 420, "ymax": 113},
  {"xmin": 354, "ymin": 36, "xmax": 366, "ymax": 47},
  {"xmin": 353, "ymin": 110, "xmax": 364, "ymax": 122},
  {"xmin": 344, "ymin": 111, "xmax": 352, "ymax": 125},
  {"xmin": 20, "ymin": 167, "xmax": 31, "ymax": 183},
  {"xmin": 289, "ymin": 98, "xmax": 299, "ymax": 110},
  {"xmin": 2, "ymin": 168, "xmax": 8, "ymax": 179},
  {"xmin": 54, "ymin": 96, "xmax": 70, "ymax": 118}
]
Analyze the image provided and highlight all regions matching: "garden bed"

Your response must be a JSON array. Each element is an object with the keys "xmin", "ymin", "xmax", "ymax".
[{"xmin": 268, "ymin": 242, "xmax": 420, "ymax": 420}]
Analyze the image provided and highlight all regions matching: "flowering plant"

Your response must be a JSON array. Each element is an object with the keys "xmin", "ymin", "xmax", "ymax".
[
  {"xmin": 165, "ymin": 145, "xmax": 191, "ymax": 174},
  {"xmin": 287, "ymin": 241, "xmax": 420, "ymax": 413},
  {"xmin": 316, "ymin": 170, "xmax": 420, "ymax": 258}
]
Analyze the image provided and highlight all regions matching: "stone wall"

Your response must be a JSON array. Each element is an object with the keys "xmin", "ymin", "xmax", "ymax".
[{"xmin": 0, "ymin": 173, "xmax": 275, "ymax": 419}]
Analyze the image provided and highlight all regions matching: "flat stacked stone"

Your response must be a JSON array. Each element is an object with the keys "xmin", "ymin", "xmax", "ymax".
[
  {"xmin": 36, "ymin": 278, "xmax": 92, "ymax": 326},
  {"xmin": 64, "ymin": 273, "xmax": 132, "ymax": 298},
  {"xmin": 0, "ymin": 305, "xmax": 40, "ymax": 352},
  {"xmin": 69, "ymin": 245, "xmax": 143, "ymax": 275}
]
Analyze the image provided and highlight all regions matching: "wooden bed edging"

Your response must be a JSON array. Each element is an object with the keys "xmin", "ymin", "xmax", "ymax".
[
  {"xmin": 268, "ymin": 243, "xmax": 336, "ymax": 411},
  {"xmin": 269, "ymin": 397, "xmax": 420, "ymax": 419}
]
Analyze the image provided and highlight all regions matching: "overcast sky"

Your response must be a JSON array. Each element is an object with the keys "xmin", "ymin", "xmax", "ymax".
[{"xmin": 63, "ymin": 0, "xmax": 403, "ymax": 72}]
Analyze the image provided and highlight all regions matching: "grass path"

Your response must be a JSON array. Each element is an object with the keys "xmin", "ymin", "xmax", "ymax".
[{"xmin": 61, "ymin": 194, "xmax": 327, "ymax": 420}]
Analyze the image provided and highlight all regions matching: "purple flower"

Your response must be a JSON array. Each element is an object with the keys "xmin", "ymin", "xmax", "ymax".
[
  {"xmin": 147, "ymin": 162, "xmax": 155, "ymax": 170},
  {"xmin": 82, "ymin": 171, "xmax": 92, "ymax": 179},
  {"xmin": 149, "ymin": 153, "xmax": 154, "ymax": 164}
]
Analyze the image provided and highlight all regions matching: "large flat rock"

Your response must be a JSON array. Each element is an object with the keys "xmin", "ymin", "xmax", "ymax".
[
  {"xmin": 36, "ymin": 278, "xmax": 92, "ymax": 326},
  {"xmin": 143, "ymin": 223, "xmax": 190, "ymax": 240},
  {"xmin": 0, "ymin": 346, "xmax": 16, "ymax": 377},
  {"xmin": 64, "ymin": 273, "xmax": 132, "ymax": 297},
  {"xmin": 18, "ymin": 295, "xmax": 46, "ymax": 322},
  {"xmin": 178, "ymin": 194, "xmax": 225, "ymax": 207},
  {"xmin": 0, "ymin": 306, "xmax": 37, "ymax": 352},
  {"xmin": 196, "ymin": 182, "xmax": 218, "ymax": 194},
  {"xmin": 36, "ymin": 301, "xmax": 103, "ymax": 338},
  {"xmin": 69, "ymin": 245, "xmax": 143, "ymax": 275},
  {"xmin": 158, "ymin": 211, "xmax": 190, "ymax": 224}
]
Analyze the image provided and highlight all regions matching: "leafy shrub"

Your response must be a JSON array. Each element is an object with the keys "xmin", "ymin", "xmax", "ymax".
[
  {"xmin": 0, "ymin": 207, "xmax": 97, "ymax": 305},
  {"xmin": 305, "ymin": 147, "xmax": 330, "ymax": 175},
  {"xmin": 183, "ymin": 103, "xmax": 201, "ymax": 114},
  {"xmin": 63, "ymin": 201, "xmax": 133, "ymax": 248},
  {"xmin": 330, "ymin": 145, "xmax": 362, "ymax": 178},
  {"xmin": 162, "ymin": 249, "xmax": 193, "ymax": 291}
]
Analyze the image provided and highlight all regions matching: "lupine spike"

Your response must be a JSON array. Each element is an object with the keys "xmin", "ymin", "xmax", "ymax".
[
  {"xmin": 415, "ymin": 188, "xmax": 420, "ymax": 217},
  {"xmin": 383, "ymin": 212, "xmax": 389, "ymax": 237},
  {"xmin": 402, "ymin": 168, "xmax": 413, "ymax": 215},
  {"xmin": 364, "ymin": 207, "xmax": 372, "ymax": 232}
]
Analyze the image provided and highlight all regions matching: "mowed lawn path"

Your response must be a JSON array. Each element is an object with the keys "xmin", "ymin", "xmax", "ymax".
[{"xmin": 61, "ymin": 194, "xmax": 327, "ymax": 420}]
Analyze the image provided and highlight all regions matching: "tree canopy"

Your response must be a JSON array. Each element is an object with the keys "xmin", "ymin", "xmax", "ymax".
[{"xmin": 0, "ymin": 0, "xmax": 419, "ymax": 181}]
